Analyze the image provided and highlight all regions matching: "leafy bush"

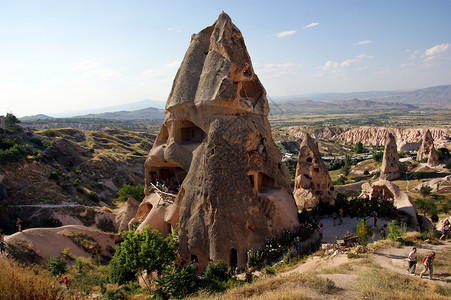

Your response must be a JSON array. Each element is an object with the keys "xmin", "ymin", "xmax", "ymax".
[
  {"xmin": 61, "ymin": 247, "xmax": 75, "ymax": 260},
  {"xmin": 263, "ymin": 236, "xmax": 283, "ymax": 263},
  {"xmin": 5, "ymin": 113, "xmax": 20, "ymax": 126},
  {"xmin": 48, "ymin": 171, "xmax": 59, "ymax": 180},
  {"xmin": 36, "ymin": 216, "xmax": 62, "ymax": 228},
  {"xmin": 373, "ymin": 151, "xmax": 383, "ymax": 163},
  {"xmin": 356, "ymin": 219, "xmax": 372, "ymax": 246},
  {"xmin": 334, "ymin": 176, "xmax": 348, "ymax": 186},
  {"xmin": 387, "ymin": 220, "xmax": 406, "ymax": 241},
  {"xmin": 73, "ymin": 179, "xmax": 81, "ymax": 186},
  {"xmin": 204, "ymin": 261, "xmax": 230, "ymax": 283},
  {"xmin": 88, "ymin": 191, "xmax": 99, "ymax": 202},
  {"xmin": 154, "ymin": 266, "xmax": 198, "ymax": 299},
  {"xmin": 109, "ymin": 226, "xmax": 178, "ymax": 285},
  {"xmin": 0, "ymin": 143, "xmax": 32, "ymax": 165},
  {"xmin": 116, "ymin": 183, "xmax": 145, "ymax": 202},
  {"xmin": 247, "ymin": 250, "xmax": 265, "ymax": 269},
  {"xmin": 130, "ymin": 151, "xmax": 142, "ymax": 156},
  {"xmin": 43, "ymin": 129, "xmax": 56, "ymax": 137},
  {"xmin": 46, "ymin": 256, "xmax": 67, "ymax": 276}
]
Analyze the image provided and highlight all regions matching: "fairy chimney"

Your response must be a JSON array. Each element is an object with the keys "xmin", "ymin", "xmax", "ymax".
[
  {"xmin": 293, "ymin": 133, "xmax": 335, "ymax": 209},
  {"xmin": 417, "ymin": 129, "xmax": 434, "ymax": 162},
  {"xmin": 380, "ymin": 133, "xmax": 400, "ymax": 180},
  {"xmin": 427, "ymin": 144, "xmax": 439, "ymax": 166},
  {"xmin": 137, "ymin": 13, "xmax": 299, "ymax": 270}
]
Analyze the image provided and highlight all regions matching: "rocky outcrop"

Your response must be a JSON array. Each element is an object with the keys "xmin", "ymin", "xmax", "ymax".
[
  {"xmin": 417, "ymin": 129, "xmax": 434, "ymax": 162},
  {"xmin": 117, "ymin": 196, "xmax": 140, "ymax": 233},
  {"xmin": 137, "ymin": 13, "xmax": 299, "ymax": 270},
  {"xmin": 427, "ymin": 144, "xmax": 440, "ymax": 166},
  {"xmin": 360, "ymin": 180, "xmax": 418, "ymax": 226},
  {"xmin": 415, "ymin": 175, "xmax": 451, "ymax": 192},
  {"xmin": 380, "ymin": 133, "xmax": 400, "ymax": 180},
  {"xmin": 331, "ymin": 127, "xmax": 450, "ymax": 149},
  {"xmin": 293, "ymin": 133, "xmax": 335, "ymax": 209}
]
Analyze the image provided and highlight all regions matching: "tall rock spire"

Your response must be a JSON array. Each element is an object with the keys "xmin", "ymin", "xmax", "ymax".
[
  {"xmin": 380, "ymin": 133, "xmax": 401, "ymax": 180},
  {"xmin": 135, "ymin": 13, "xmax": 298, "ymax": 270},
  {"xmin": 417, "ymin": 129, "xmax": 434, "ymax": 162},
  {"xmin": 293, "ymin": 133, "xmax": 335, "ymax": 209}
]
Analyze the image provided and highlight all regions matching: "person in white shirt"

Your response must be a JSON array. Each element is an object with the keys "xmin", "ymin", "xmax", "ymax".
[{"xmin": 406, "ymin": 247, "xmax": 417, "ymax": 275}]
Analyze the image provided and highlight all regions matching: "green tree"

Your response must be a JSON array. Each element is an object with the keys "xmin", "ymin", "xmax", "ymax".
[
  {"xmin": 414, "ymin": 198, "xmax": 437, "ymax": 217},
  {"xmin": 5, "ymin": 113, "xmax": 20, "ymax": 126},
  {"xmin": 109, "ymin": 226, "xmax": 178, "ymax": 286},
  {"xmin": 419, "ymin": 186, "xmax": 432, "ymax": 198},
  {"xmin": 354, "ymin": 142, "xmax": 367, "ymax": 154},
  {"xmin": 356, "ymin": 219, "xmax": 372, "ymax": 246},
  {"xmin": 373, "ymin": 151, "xmax": 383, "ymax": 163},
  {"xmin": 117, "ymin": 183, "xmax": 145, "ymax": 202},
  {"xmin": 46, "ymin": 256, "xmax": 67, "ymax": 276}
]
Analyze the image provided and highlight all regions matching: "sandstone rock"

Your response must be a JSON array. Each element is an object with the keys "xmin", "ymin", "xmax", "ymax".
[
  {"xmin": 293, "ymin": 133, "xmax": 335, "ymax": 209},
  {"xmin": 137, "ymin": 13, "xmax": 298, "ymax": 270},
  {"xmin": 417, "ymin": 129, "xmax": 434, "ymax": 162},
  {"xmin": 117, "ymin": 196, "xmax": 139, "ymax": 233},
  {"xmin": 360, "ymin": 179, "xmax": 418, "ymax": 226},
  {"xmin": 414, "ymin": 175, "xmax": 451, "ymax": 192},
  {"xmin": 380, "ymin": 133, "xmax": 400, "ymax": 180},
  {"xmin": 427, "ymin": 144, "xmax": 440, "ymax": 166}
]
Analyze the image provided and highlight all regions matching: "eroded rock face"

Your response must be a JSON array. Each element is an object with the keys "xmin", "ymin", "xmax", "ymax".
[
  {"xmin": 138, "ymin": 13, "xmax": 298, "ymax": 270},
  {"xmin": 417, "ymin": 129, "xmax": 434, "ymax": 161},
  {"xmin": 427, "ymin": 144, "xmax": 440, "ymax": 166},
  {"xmin": 360, "ymin": 180, "xmax": 418, "ymax": 226},
  {"xmin": 380, "ymin": 133, "xmax": 400, "ymax": 180},
  {"xmin": 293, "ymin": 133, "xmax": 335, "ymax": 209}
]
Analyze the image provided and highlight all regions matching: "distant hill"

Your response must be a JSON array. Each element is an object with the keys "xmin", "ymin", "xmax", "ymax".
[
  {"xmin": 272, "ymin": 84, "xmax": 451, "ymax": 107},
  {"xmin": 21, "ymin": 114, "xmax": 54, "ymax": 120},
  {"xmin": 75, "ymin": 106, "xmax": 165, "ymax": 120},
  {"xmin": 269, "ymin": 98, "xmax": 418, "ymax": 114}
]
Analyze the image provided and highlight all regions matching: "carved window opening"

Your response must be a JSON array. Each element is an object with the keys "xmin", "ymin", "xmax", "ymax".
[
  {"xmin": 156, "ymin": 125, "xmax": 169, "ymax": 145},
  {"xmin": 166, "ymin": 223, "xmax": 172, "ymax": 234},
  {"xmin": 258, "ymin": 172, "xmax": 278, "ymax": 193},
  {"xmin": 306, "ymin": 157, "xmax": 313, "ymax": 163},
  {"xmin": 314, "ymin": 167, "xmax": 319, "ymax": 173},
  {"xmin": 150, "ymin": 165, "xmax": 187, "ymax": 195},
  {"xmin": 181, "ymin": 124, "xmax": 205, "ymax": 143},
  {"xmin": 190, "ymin": 254, "xmax": 198, "ymax": 263},
  {"xmin": 304, "ymin": 174, "xmax": 312, "ymax": 180},
  {"xmin": 229, "ymin": 248, "xmax": 238, "ymax": 267}
]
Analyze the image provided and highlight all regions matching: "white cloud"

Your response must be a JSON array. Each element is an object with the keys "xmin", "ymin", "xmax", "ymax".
[
  {"xmin": 72, "ymin": 60, "xmax": 101, "ymax": 71},
  {"xmin": 322, "ymin": 54, "xmax": 372, "ymax": 71},
  {"xmin": 302, "ymin": 22, "xmax": 319, "ymax": 30},
  {"xmin": 422, "ymin": 43, "xmax": 451, "ymax": 67},
  {"xmin": 168, "ymin": 27, "xmax": 181, "ymax": 33},
  {"xmin": 356, "ymin": 40, "xmax": 372, "ymax": 45},
  {"xmin": 255, "ymin": 62, "xmax": 301, "ymax": 79},
  {"xmin": 274, "ymin": 30, "xmax": 297, "ymax": 38}
]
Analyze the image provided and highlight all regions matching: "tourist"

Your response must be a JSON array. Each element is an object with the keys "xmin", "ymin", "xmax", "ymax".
[
  {"xmin": 420, "ymin": 251, "xmax": 435, "ymax": 280},
  {"xmin": 16, "ymin": 218, "xmax": 22, "ymax": 232},
  {"xmin": 406, "ymin": 247, "xmax": 417, "ymax": 275},
  {"xmin": 439, "ymin": 219, "xmax": 450, "ymax": 241},
  {"xmin": 332, "ymin": 212, "xmax": 337, "ymax": 226},
  {"xmin": 64, "ymin": 276, "xmax": 69, "ymax": 287},
  {"xmin": 319, "ymin": 223, "xmax": 324, "ymax": 240},
  {"xmin": 380, "ymin": 224, "xmax": 387, "ymax": 239},
  {"xmin": 294, "ymin": 236, "xmax": 301, "ymax": 254},
  {"xmin": 338, "ymin": 208, "xmax": 343, "ymax": 225},
  {"xmin": 373, "ymin": 212, "xmax": 378, "ymax": 227}
]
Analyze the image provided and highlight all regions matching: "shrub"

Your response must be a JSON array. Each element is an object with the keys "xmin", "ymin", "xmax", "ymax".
[
  {"xmin": 334, "ymin": 175, "xmax": 348, "ymax": 186},
  {"xmin": 373, "ymin": 151, "xmax": 383, "ymax": 163},
  {"xmin": 204, "ymin": 261, "xmax": 230, "ymax": 283},
  {"xmin": 130, "ymin": 151, "xmax": 142, "ymax": 156},
  {"xmin": 88, "ymin": 191, "xmax": 99, "ymax": 202},
  {"xmin": 61, "ymin": 247, "xmax": 75, "ymax": 260},
  {"xmin": 43, "ymin": 129, "xmax": 56, "ymax": 137},
  {"xmin": 73, "ymin": 179, "xmax": 81, "ymax": 186},
  {"xmin": 246, "ymin": 250, "xmax": 265, "ymax": 269},
  {"xmin": 387, "ymin": 220, "xmax": 406, "ymax": 241},
  {"xmin": 356, "ymin": 219, "xmax": 372, "ymax": 246},
  {"xmin": 263, "ymin": 236, "xmax": 283, "ymax": 263},
  {"xmin": 431, "ymin": 214, "xmax": 439, "ymax": 223},
  {"xmin": 48, "ymin": 171, "xmax": 59, "ymax": 180},
  {"xmin": 413, "ymin": 172, "xmax": 423, "ymax": 180},
  {"xmin": 46, "ymin": 256, "xmax": 67, "ymax": 276},
  {"xmin": 154, "ymin": 266, "xmax": 198, "ymax": 299},
  {"xmin": 36, "ymin": 216, "xmax": 62, "ymax": 228},
  {"xmin": 116, "ymin": 183, "xmax": 144, "ymax": 202}
]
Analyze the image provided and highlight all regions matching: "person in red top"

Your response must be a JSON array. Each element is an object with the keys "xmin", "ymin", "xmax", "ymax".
[
  {"xmin": 420, "ymin": 251, "xmax": 435, "ymax": 280},
  {"xmin": 16, "ymin": 218, "xmax": 22, "ymax": 232}
]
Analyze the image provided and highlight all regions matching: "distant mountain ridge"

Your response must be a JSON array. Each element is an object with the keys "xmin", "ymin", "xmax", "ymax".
[
  {"xmin": 75, "ymin": 106, "xmax": 165, "ymax": 120},
  {"xmin": 272, "ymin": 84, "xmax": 451, "ymax": 107}
]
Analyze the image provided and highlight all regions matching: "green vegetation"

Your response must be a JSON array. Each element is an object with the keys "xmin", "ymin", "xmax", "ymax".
[
  {"xmin": 356, "ymin": 219, "xmax": 372, "ymax": 246},
  {"xmin": 46, "ymin": 256, "xmax": 67, "ymax": 276},
  {"xmin": 373, "ymin": 151, "xmax": 383, "ymax": 163},
  {"xmin": 43, "ymin": 129, "xmax": 56, "ymax": 137},
  {"xmin": 116, "ymin": 183, "xmax": 145, "ymax": 202}
]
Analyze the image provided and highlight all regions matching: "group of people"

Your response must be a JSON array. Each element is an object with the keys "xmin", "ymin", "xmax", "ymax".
[
  {"xmin": 155, "ymin": 178, "xmax": 180, "ymax": 194},
  {"xmin": 406, "ymin": 247, "xmax": 436, "ymax": 280}
]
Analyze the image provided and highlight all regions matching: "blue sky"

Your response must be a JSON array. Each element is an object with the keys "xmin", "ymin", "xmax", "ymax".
[{"xmin": 1, "ymin": 0, "xmax": 450, "ymax": 117}]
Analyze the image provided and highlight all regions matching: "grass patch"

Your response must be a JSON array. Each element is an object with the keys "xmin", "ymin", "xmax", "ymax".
[
  {"xmin": 60, "ymin": 230, "xmax": 101, "ymax": 256},
  {"xmin": 7, "ymin": 238, "xmax": 44, "ymax": 264}
]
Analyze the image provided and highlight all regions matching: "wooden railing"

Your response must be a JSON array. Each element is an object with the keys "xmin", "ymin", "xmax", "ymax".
[{"xmin": 149, "ymin": 182, "xmax": 177, "ymax": 204}]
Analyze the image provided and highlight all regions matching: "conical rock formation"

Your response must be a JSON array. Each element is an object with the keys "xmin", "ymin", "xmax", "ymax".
[
  {"xmin": 293, "ymin": 133, "xmax": 335, "ymax": 209},
  {"xmin": 427, "ymin": 144, "xmax": 439, "ymax": 166},
  {"xmin": 380, "ymin": 133, "xmax": 400, "ymax": 180},
  {"xmin": 417, "ymin": 129, "xmax": 434, "ymax": 161},
  {"xmin": 138, "ymin": 13, "xmax": 299, "ymax": 270}
]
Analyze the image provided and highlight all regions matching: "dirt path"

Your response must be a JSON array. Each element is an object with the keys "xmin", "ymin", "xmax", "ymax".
[{"xmin": 372, "ymin": 243, "xmax": 451, "ymax": 286}]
